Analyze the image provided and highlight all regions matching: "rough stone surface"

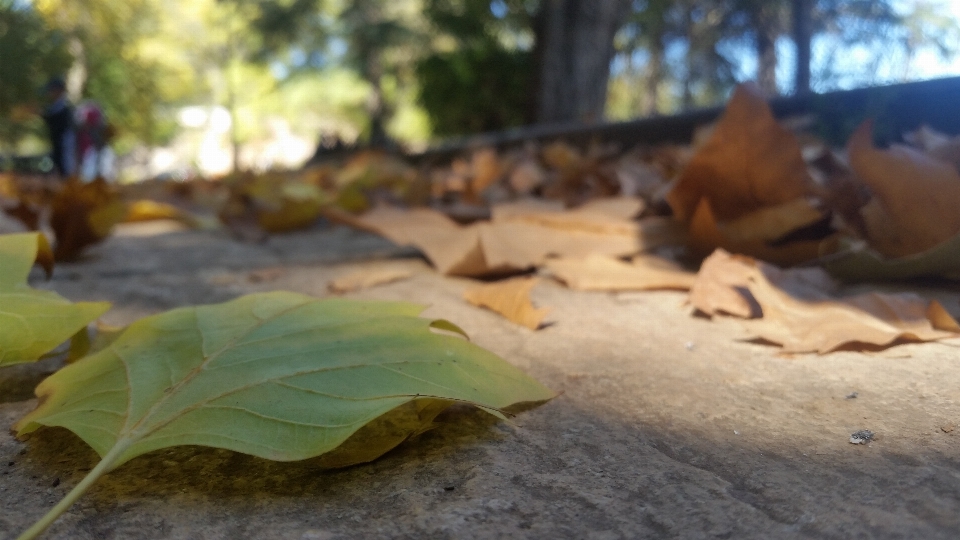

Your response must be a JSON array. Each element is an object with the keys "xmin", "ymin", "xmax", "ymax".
[{"xmin": 3, "ymin": 220, "xmax": 960, "ymax": 539}]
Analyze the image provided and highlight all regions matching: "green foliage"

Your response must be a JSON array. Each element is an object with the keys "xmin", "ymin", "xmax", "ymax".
[
  {"xmin": 0, "ymin": 233, "xmax": 109, "ymax": 367},
  {"xmin": 415, "ymin": 0, "xmax": 536, "ymax": 136},
  {"xmin": 15, "ymin": 290, "xmax": 553, "ymax": 538},
  {"xmin": 0, "ymin": 1, "xmax": 71, "ymax": 148},
  {"xmin": 418, "ymin": 46, "xmax": 533, "ymax": 135}
]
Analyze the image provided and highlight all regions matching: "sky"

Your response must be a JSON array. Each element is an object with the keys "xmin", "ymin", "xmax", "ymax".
[{"xmin": 913, "ymin": 0, "xmax": 960, "ymax": 77}]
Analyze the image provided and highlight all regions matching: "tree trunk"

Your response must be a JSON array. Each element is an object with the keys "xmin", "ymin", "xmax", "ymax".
[
  {"xmin": 791, "ymin": 0, "xmax": 813, "ymax": 95},
  {"xmin": 533, "ymin": 0, "xmax": 631, "ymax": 124}
]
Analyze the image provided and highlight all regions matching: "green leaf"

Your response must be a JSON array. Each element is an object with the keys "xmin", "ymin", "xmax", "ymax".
[
  {"xmin": 823, "ymin": 232, "xmax": 960, "ymax": 282},
  {"xmin": 0, "ymin": 233, "xmax": 110, "ymax": 367},
  {"xmin": 14, "ymin": 291, "xmax": 554, "ymax": 539}
]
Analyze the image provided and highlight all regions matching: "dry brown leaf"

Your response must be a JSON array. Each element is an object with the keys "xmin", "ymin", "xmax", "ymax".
[
  {"xmin": 667, "ymin": 83, "xmax": 813, "ymax": 222},
  {"xmin": 328, "ymin": 266, "xmax": 414, "ymax": 293},
  {"xmin": 718, "ymin": 198, "xmax": 823, "ymax": 243},
  {"xmin": 688, "ymin": 199, "xmax": 824, "ymax": 266},
  {"xmin": 463, "ymin": 277, "xmax": 549, "ymax": 330},
  {"xmin": 50, "ymin": 179, "xmax": 126, "ymax": 261},
  {"xmin": 469, "ymin": 148, "xmax": 503, "ymax": 199},
  {"xmin": 508, "ymin": 158, "xmax": 546, "ymax": 194},
  {"xmin": 690, "ymin": 249, "xmax": 960, "ymax": 353},
  {"xmin": 576, "ymin": 197, "xmax": 645, "ymax": 220},
  {"xmin": 358, "ymin": 207, "xmax": 459, "ymax": 246},
  {"xmin": 357, "ymin": 204, "xmax": 660, "ymax": 277},
  {"xmin": 847, "ymin": 120, "xmax": 960, "ymax": 258},
  {"xmin": 125, "ymin": 199, "xmax": 199, "ymax": 228},
  {"xmin": 541, "ymin": 141, "xmax": 583, "ymax": 172},
  {"xmin": 546, "ymin": 254, "xmax": 696, "ymax": 291},
  {"xmin": 2, "ymin": 201, "xmax": 40, "ymax": 231},
  {"xmin": 689, "ymin": 249, "xmax": 761, "ymax": 318},
  {"xmin": 478, "ymin": 221, "xmax": 640, "ymax": 270},
  {"xmin": 358, "ymin": 207, "xmax": 491, "ymax": 276},
  {"xmin": 491, "ymin": 197, "xmax": 643, "ymax": 235}
]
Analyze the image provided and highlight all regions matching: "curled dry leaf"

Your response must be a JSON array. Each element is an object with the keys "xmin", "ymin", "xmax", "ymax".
[
  {"xmin": 50, "ymin": 179, "xmax": 127, "ymax": 261},
  {"xmin": 546, "ymin": 254, "xmax": 696, "ymax": 292},
  {"xmin": 124, "ymin": 200, "xmax": 198, "ymax": 228},
  {"xmin": 468, "ymin": 148, "xmax": 503, "ymax": 200},
  {"xmin": 847, "ymin": 120, "xmax": 960, "ymax": 258},
  {"xmin": 689, "ymin": 249, "xmax": 762, "ymax": 318},
  {"xmin": 328, "ymin": 265, "xmax": 414, "ymax": 293},
  {"xmin": 690, "ymin": 249, "xmax": 960, "ymax": 353},
  {"xmin": 667, "ymin": 83, "xmax": 813, "ymax": 222},
  {"xmin": 463, "ymin": 277, "xmax": 549, "ymax": 330},
  {"xmin": 0, "ymin": 232, "xmax": 110, "ymax": 366},
  {"xmin": 688, "ymin": 199, "xmax": 824, "ymax": 266},
  {"xmin": 15, "ymin": 292, "xmax": 554, "ymax": 538},
  {"xmin": 508, "ymin": 158, "xmax": 547, "ymax": 194},
  {"xmin": 3, "ymin": 200, "xmax": 41, "ymax": 231}
]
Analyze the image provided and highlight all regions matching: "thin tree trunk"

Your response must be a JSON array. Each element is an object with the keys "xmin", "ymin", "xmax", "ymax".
[
  {"xmin": 533, "ymin": 0, "xmax": 631, "ymax": 124},
  {"xmin": 792, "ymin": 0, "xmax": 812, "ymax": 95}
]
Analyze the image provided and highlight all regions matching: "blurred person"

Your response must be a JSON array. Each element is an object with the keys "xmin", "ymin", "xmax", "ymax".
[
  {"xmin": 41, "ymin": 76, "xmax": 76, "ymax": 178},
  {"xmin": 76, "ymin": 100, "xmax": 116, "ymax": 181}
]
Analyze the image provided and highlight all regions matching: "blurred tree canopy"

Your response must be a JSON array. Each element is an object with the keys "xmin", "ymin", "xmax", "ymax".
[{"xmin": 0, "ymin": 0, "xmax": 957, "ymax": 155}]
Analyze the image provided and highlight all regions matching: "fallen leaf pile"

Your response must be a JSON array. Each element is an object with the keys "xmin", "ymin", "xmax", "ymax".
[{"xmin": 2, "ymin": 79, "xmax": 958, "ymax": 337}]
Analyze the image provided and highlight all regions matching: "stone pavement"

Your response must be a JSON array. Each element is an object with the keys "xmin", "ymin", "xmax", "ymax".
[{"xmin": 2, "ymin": 221, "xmax": 960, "ymax": 539}]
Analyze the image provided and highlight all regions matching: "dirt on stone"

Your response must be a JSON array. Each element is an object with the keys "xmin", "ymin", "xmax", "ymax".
[{"xmin": 2, "ymin": 219, "xmax": 960, "ymax": 539}]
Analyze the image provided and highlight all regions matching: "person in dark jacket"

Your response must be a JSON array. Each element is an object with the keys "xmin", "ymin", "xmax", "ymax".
[{"xmin": 41, "ymin": 77, "xmax": 76, "ymax": 178}]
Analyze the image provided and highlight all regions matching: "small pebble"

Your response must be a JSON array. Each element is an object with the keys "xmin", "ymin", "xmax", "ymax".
[
  {"xmin": 685, "ymin": 342, "xmax": 695, "ymax": 351},
  {"xmin": 845, "ymin": 392, "xmax": 858, "ymax": 399},
  {"xmin": 850, "ymin": 430, "xmax": 874, "ymax": 444}
]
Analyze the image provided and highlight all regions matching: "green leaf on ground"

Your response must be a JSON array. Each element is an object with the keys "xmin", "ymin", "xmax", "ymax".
[
  {"xmin": 0, "ymin": 233, "xmax": 110, "ymax": 367},
  {"xmin": 15, "ymin": 291, "xmax": 554, "ymax": 539}
]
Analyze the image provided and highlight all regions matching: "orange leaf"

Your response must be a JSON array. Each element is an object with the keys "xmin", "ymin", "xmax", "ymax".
[
  {"xmin": 667, "ymin": 83, "xmax": 812, "ymax": 222},
  {"xmin": 463, "ymin": 277, "xmax": 549, "ymax": 330},
  {"xmin": 468, "ymin": 148, "xmax": 503, "ymax": 200},
  {"xmin": 847, "ymin": 120, "xmax": 960, "ymax": 258},
  {"xmin": 690, "ymin": 249, "xmax": 960, "ymax": 353},
  {"xmin": 50, "ymin": 179, "xmax": 126, "ymax": 261},
  {"xmin": 688, "ymin": 198, "xmax": 824, "ymax": 266}
]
